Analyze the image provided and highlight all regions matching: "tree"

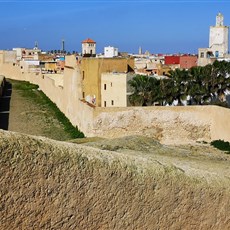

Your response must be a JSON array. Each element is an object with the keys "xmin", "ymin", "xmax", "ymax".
[
  {"xmin": 128, "ymin": 75, "xmax": 152, "ymax": 106},
  {"xmin": 211, "ymin": 60, "xmax": 230, "ymax": 102},
  {"xmin": 166, "ymin": 68, "xmax": 189, "ymax": 105},
  {"xmin": 187, "ymin": 66, "xmax": 210, "ymax": 105},
  {"xmin": 128, "ymin": 61, "xmax": 230, "ymax": 107}
]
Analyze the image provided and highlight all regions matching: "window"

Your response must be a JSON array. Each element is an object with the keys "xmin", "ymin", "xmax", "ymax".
[
  {"xmin": 111, "ymin": 100, "xmax": 114, "ymax": 106},
  {"xmin": 82, "ymin": 71, "xmax": 85, "ymax": 80},
  {"xmin": 82, "ymin": 92, "xmax": 85, "ymax": 98},
  {"xmin": 104, "ymin": 101, "xmax": 106, "ymax": 107},
  {"xmin": 215, "ymin": 51, "xmax": 219, "ymax": 58},
  {"xmin": 200, "ymin": 52, "xmax": 204, "ymax": 58},
  {"xmin": 111, "ymin": 82, "xmax": 112, "ymax": 87},
  {"xmin": 104, "ymin": 84, "xmax": 106, "ymax": 90}
]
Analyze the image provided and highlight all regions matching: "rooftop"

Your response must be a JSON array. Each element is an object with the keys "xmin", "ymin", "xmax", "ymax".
[{"xmin": 82, "ymin": 38, "xmax": 96, "ymax": 44}]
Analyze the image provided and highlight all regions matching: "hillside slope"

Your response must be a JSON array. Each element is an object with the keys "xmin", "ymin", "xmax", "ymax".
[{"xmin": 0, "ymin": 130, "xmax": 230, "ymax": 229}]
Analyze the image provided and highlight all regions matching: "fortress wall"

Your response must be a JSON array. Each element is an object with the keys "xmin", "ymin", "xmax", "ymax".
[
  {"xmin": 0, "ymin": 61, "xmax": 229, "ymax": 144},
  {"xmin": 33, "ymin": 74, "xmax": 65, "ymax": 112},
  {"xmin": 209, "ymin": 106, "xmax": 230, "ymax": 141},
  {"xmin": 0, "ymin": 62, "xmax": 95, "ymax": 137},
  {"xmin": 0, "ymin": 63, "xmax": 25, "ymax": 81},
  {"xmin": 60, "ymin": 66, "xmax": 95, "ymax": 135},
  {"xmin": 92, "ymin": 104, "xmax": 230, "ymax": 144}
]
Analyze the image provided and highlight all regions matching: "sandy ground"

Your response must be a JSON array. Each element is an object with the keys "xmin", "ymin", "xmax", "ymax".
[{"xmin": 1, "ymin": 79, "xmax": 73, "ymax": 141}]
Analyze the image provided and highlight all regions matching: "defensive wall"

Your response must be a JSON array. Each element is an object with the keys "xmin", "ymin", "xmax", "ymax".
[{"xmin": 0, "ymin": 54, "xmax": 229, "ymax": 144}]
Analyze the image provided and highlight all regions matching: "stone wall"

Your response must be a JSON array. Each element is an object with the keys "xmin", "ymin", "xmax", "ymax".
[
  {"xmin": 1, "ymin": 130, "xmax": 230, "ymax": 229},
  {"xmin": 91, "ymin": 106, "xmax": 230, "ymax": 144}
]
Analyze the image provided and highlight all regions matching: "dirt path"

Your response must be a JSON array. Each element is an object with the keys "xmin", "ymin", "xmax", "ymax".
[{"xmin": 1, "ymin": 79, "xmax": 74, "ymax": 141}]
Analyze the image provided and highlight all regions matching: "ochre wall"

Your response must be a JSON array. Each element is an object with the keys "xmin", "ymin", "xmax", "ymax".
[{"xmin": 80, "ymin": 57, "xmax": 134, "ymax": 106}]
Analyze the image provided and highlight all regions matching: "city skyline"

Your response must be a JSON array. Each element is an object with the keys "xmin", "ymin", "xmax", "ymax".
[{"xmin": 0, "ymin": 0, "xmax": 230, "ymax": 54}]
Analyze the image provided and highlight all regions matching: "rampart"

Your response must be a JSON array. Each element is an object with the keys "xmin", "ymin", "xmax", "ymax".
[{"xmin": 0, "ymin": 55, "xmax": 229, "ymax": 144}]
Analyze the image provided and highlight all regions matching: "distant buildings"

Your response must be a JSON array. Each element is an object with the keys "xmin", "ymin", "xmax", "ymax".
[
  {"xmin": 3, "ymin": 17, "xmax": 228, "ymax": 109},
  {"xmin": 165, "ymin": 55, "xmax": 197, "ymax": 69},
  {"xmin": 198, "ymin": 13, "xmax": 229, "ymax": 66}
]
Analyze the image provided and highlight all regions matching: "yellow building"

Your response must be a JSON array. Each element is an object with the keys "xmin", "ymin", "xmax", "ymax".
[
  {"xmin": 157, "ymin": 64, "xmax": 172, "ymax": 76},
  {"xmin": 80, "ymin": 57, "xmax": 134, "ymax": 106},
  {"xmin": 44, "ymin": 62, "xmax": 57, "ymax": 72}
]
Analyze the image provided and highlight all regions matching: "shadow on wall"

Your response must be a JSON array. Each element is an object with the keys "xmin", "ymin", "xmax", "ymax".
[{"xmin": 0, "ymin": 81, "xmax": 12, "ymax": 130}]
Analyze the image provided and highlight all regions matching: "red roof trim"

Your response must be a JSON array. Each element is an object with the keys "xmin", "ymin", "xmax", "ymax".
[{"xmin": 82, "ymin": 38, "xmax": 96, "ymax": 44}]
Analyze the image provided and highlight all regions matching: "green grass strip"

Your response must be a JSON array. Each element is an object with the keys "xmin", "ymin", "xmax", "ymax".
[{"xmin": 11, "ymin": 79, "xmax": 85, "ymax": 139}]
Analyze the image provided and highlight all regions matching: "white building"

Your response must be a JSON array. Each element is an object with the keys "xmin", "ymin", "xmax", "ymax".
[
  {"xmin": 104, "ymin": 46, "xmax": 118, "ymax": 58},
  {"xmin": 82, "ymin": 38, "xmax": 96, "ymax": 57},
  {"xmin": 198, "ymin": 13, "xmax": 229, "ymax": 66},
  {"xmin": 13, "ymin": 47, "xmax": 41, "ymax": 61}
]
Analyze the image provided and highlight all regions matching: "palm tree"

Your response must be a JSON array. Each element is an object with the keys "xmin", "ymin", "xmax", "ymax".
[
  {"xmin": 166, "ymin": 68, "xmax": 189, "ymax": 105},
  {"xmin": 211, "ymin": 60, "xmax": 230, "ymax": 102},
  {"xmin": 148, "ymin": 77, "xmax": 162, "ymax": 105},
  {"xmin": 159, "ymin": 79, "xmax": 172, "ymax": 105},
  {"xmin": 188, "ymin": 66, "xmax": 209, "ymax": 105},
  {"xmin": 128, "ymin": 75, "xmax": 152, "ymax": 106}
]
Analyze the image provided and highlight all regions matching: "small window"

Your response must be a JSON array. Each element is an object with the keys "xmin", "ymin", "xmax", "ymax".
[
  {"xmin": 200, "ymin": 52, "xmax": 204, "ymax": 58},
  {"xmin": 82, "ymin": 71, "xmax": 85, "ymax": 80},
  {"xmin": 82, "ymin": 92, "xmax": 85, "ymax": 98},
  {"xmin": 104, "ymin": 84, "xmax": 106, "ymax": 90},
  {"xmin": 104, "ymin": 101, "xmax": 106, "ymax": 107},
  {"xmin": 111, "ymin": 100, "xmax": 114, "ymax": 106},
  {"xmin": 111, "ymin": 82, "xmax": 112, "ymax": 87}
]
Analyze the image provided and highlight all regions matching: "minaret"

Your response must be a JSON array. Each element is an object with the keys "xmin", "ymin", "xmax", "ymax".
[
  {"xmin": 34, "ymin": 41, "xmax": 38, "ymax": 50},
  {"xmin": 139, "ymin": 46, "xmax": 142, "ymax": 55},
  {"xmin": 209, "ymin": 13, "xmax": 229, "ymax": 57},
  {"xmin": 216, "ymin": 12, "xmax": 224, "ymax": 26}
]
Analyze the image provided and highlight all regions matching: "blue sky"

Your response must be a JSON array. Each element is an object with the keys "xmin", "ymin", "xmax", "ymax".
[{"xmin": 0, "ymin": 0, "xmax": 230, "ymax": 54}]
